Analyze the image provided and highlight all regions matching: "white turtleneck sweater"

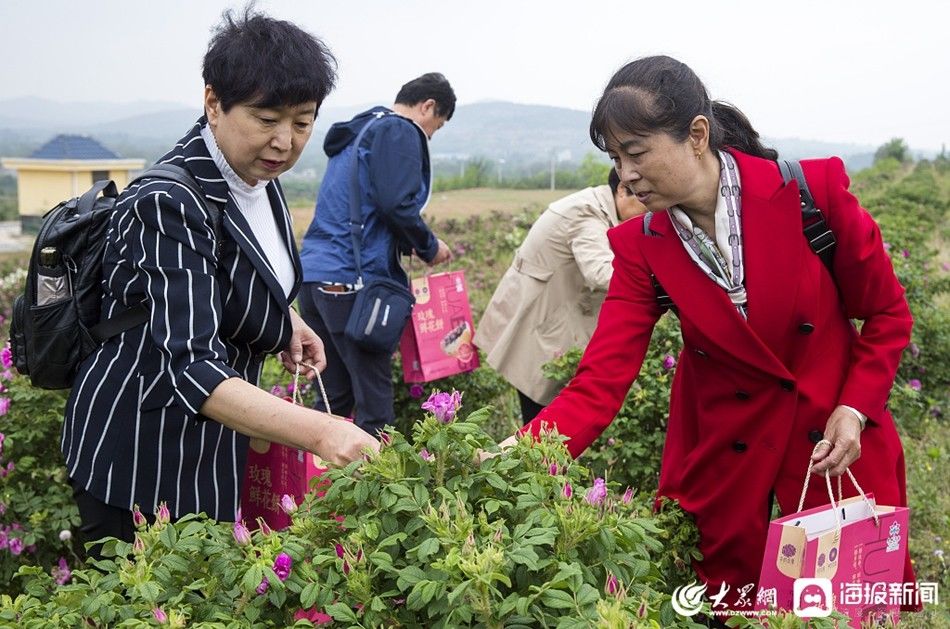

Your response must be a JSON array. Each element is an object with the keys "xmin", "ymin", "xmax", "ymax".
[{"xmin": 200, "ymin": 124, "xmax": 295, "ymax": 297}]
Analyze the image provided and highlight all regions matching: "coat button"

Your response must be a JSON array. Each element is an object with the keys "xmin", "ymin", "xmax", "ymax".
[
  {"xmin": 780, "ymin": 379, "xmax": 795, "ymax": 391},
  {"xmin": 808, "ymin": 430, "xmax": 824, "ymax": 444},
  {"xmin": 693, "ymin": 348, "xmax": 708, "ymax": 358},
  {"xmin": 798, "ymin": 323, "xmax": 815, "ymax": 334},
  {"xmin": 732, "ymin": 441, "xmax": 748, "ymax": 453},
  {"xmin": 735, "ymin": 390, "xmax": 751, "ymax": 400}
]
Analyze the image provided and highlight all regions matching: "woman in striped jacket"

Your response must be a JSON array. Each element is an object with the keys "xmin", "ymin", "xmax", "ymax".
[{"xmin": 62, "ymin": 9, "xmax": 378, "ymax": 553}]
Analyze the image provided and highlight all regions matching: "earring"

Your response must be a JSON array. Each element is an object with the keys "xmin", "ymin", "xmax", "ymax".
[{"xmin": 695, "ymin": 151, "xmax": 703, "ymax": 160}]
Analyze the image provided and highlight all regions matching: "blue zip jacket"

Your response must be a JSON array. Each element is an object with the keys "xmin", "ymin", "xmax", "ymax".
[{"xmin": 300, "ymin": 107, "xmax": 439, "ymax": 286}]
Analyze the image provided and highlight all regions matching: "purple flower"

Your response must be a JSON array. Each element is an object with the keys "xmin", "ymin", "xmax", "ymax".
[
  {"xmin": 548, "ymin": 462, "xmax": 558, "ymax": 476},
  {"xmin": 605, "ymin": 572, "xmax": 619, "ymax": 596},
  {"xmin": 942, "ymin": 262, "xmax": 950, "ymax": 272},
  {"xmin": 335, "ymin": 543, "xmax": 345, "ymax": 559},
  {"xmin": 380, "ymin": 431, "xmax": 392, "ymax": 446},
  {"xmin": 0, "ymin": 397, "xmax": 10, "ymax": 417},
  {"xmin": 421, "ymin": 390, "xmax": 463, "ymax": 423},
  {"xmin": 562, "ymin": 483, "xmax": 573, "ymax": 499},
  {"xmin": 908, "ymin": 379, "xmax": 922, "ymax": 391},
  {"xmin": 256, "ymin": 577, "xmax": 270, "ymax": 594},
  {"xmin": 280, "ymin": 494, "xmax": 297, "ymax": 515},
  {"xmin": 286, "ymin": 382, "xmax": 295, "ymax": 395},
  {"xmin": 883, "ymin": 242, "xmax": 892, "ymax": 250},
  {"xmin": 133, "ymin": 535, "xmax": 145, "ymax": 555},
  {"xmin": 8, "ymin": 537, "xmax": 24, "ymax": 555},
  {"xmin": 51, "ymin": 557, "xmax": 72, "ymax": 585},
  {"xmin": 607, "ymin": 437, "xmax": 615, "ymax": 447},
  {"xmin": 156, "ymin": 502, "xmax": 170, "ymax": 524},
  {"xmin": 273, "ymin": 552, "xmax": 293, "ymax": 581},
  {"xmin": 662, "ymin": 354, "xmax": 676, "ymax": 370},
  {"xmin": 233, "ymin": 520, "xmax": 252, "ymax": 546},
  {"xmin": 408, "ymin": 383, "xmax": 425, "ymax": 399},
  {"xmin": 419, "ymin": 448, "xmax": 433, "ymax": 462},
  {"xmin": 153, "ymin": 608, "xmax": 168, "ymax": 624},
  {"xmin": 0, "ymin": 345, "xmax": 12, "ymax": 369},
  {"xmin": 781, "ymin": 544, "xmax": 797, "ymax": 558},
  {"xmin": 902, "ymin": 249, "xmax": 910, "ymax": 258},
  {"xmin": 132, "ymin": 505, "xmax": 147, "ymax": 529},
  {"xmin": 622, "ymin": 487, "xmax": 634, "ymax": 505},
  {"xmin": 908, "ymin": 343, "xmax": 921, "ymax": 359},
  {"xmin": 270, "ymin": 384, "xmax": 286, "ymax": 397},
  {"xmin": 585, "ymin": 478, "xmax": 608, "ymax": 506},
  {"xmin": 0, "ymin": 530, "xmax": 7, "ymax": 550}
]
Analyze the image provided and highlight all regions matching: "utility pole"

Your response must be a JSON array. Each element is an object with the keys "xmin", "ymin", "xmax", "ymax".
[
  {"xmin": 549, "ymin": 152, "xmax": 556, "ymax": 190},
  {"xmin": 497, "ymin": 158, "xmax": 505, "ymax": 185}
]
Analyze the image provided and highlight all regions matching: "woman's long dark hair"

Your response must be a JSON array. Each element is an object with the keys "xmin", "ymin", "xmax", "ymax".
[{"xmin": 590, "ymin": 55, "xmax": 777, "ymax": 160}]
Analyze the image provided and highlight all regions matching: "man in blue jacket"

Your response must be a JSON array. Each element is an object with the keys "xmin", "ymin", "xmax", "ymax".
[{"xmin": 299, "ymin": 73, "xmax": 454, "ymax": 436}]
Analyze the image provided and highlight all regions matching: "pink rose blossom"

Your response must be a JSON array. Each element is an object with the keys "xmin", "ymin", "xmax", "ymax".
[
  {"xmin": 562, "ymin": 483, "xmax": 573, "ymax": 499},
  {"xmin": 233, "ymin": 520, "xmax": 252, "ymax": 546},
  {"xmin": 605, "ymin": 572, "xmax": 619, "ymax": 596},
  {"xmin": 273, "ymin": 552, "xmax": 293, "ymax": 581},
  {"xmin": 156, "ymin": 502, "xmax": 171, "ymax": 524},
  {"xmin": 280, "ymin": 494, "xmax": 298, "ymax": 515},
  {"xmin": 8, "ymin": 537, "xmax": 24, "ymax": 555},
  {"xmin": 51, "ymin": 557, "xmax": 72, "ymax": 585},
  {"xmin": 0, "ymin": 397, "xmax": 10, "ymax": 417},
  {"xmin": 908, "ymin": 379, "xmax": 922, "ymax": 391},
  {"xmin": 153, "ymin": 608, "xmax": 168, "ymax": 624},
  {"xmin": 421, "ymin": 390, "xmax": 463, "ymax": 423},
  {"xmin": 662, "ymin": 354, "xmax": 676, "ymax": 370},
  {"xmin": 256, "ymin": 577, "xmax": 269, "ymax": 594},
  {"xmin": 585, "ymin": 478, "xmax": 608, "ymax": 506},
  {"xmin": 419, "ymin": 448, "xmax": 433, "ymax": 462},
  {"xmin": 0, "ymin": 345, "xmax": 12, "ymax": 369},
  {"xmin": 408, "ymin": 383, "xmax": 425, "ymax": 399},
  {"xmin": 622, "ymin": 487, "xmax": 634, "ymax": 505}
]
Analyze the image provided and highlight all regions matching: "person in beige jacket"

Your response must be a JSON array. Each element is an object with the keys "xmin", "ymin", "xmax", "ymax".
[{"xmin": 473, "ymin": 170, "xmax": 645, "ymax": 422}]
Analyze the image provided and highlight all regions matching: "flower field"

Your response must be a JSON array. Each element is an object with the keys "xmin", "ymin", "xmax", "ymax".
[{"xmin": 0, "ymin": 155, "xmax": 947, "ymax": 627}]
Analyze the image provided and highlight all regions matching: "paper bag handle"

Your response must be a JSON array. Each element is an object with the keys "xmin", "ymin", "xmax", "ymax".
[
  {"xmin": 797, "ymin": 442, "xmax": 880, "ymax": 529},
  {"xmin": 295, "ymin": 362, "xmax": 332, "ymax": 415}
]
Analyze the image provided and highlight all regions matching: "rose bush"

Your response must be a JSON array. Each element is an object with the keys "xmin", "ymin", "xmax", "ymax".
[{"xmin": 1, "ymin": 393, "xmax": 707, "ymax": 627}]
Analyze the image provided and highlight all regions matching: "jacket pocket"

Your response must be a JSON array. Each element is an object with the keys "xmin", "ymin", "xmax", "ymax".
[
  {"xmin": 513, "ymin": 255, "xmax": 554, "ymax": 282},
  {"xmin": 139, "ymin": 370, "xmax": 178, "ymax": 412}
]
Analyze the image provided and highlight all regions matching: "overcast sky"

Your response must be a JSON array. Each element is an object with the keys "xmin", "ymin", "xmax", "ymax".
[{"xmin": 2, "ymin": 0, "xmax": 947, "ymax": 150}]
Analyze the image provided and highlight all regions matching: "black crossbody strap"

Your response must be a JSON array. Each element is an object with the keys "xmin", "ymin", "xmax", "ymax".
[
  {"xmin": 89, "ymin": 164, "xmax": 225, "ymax": 344},
  {"xmin": 348, "ymin": 111, "xmax": 392, "ymax": 287},
  {"xmin": 778, "ymin": 160, "xmax": 836, "ymax": 274}
]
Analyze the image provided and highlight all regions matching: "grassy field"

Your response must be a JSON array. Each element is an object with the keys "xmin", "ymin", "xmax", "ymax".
[{"xmin": 289, "ymin": 187, "xmax": 563, "ymax": 239}]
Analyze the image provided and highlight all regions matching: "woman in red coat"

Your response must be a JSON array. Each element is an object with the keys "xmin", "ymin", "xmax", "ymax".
[{"xmin": 507, "ymin": 55, "xmax": 915, "ymax": 618}]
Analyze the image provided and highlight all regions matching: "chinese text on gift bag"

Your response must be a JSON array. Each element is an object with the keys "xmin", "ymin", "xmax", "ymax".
[{"xmin": 400, "ymin": 270, "xmax": 479, "ymax": 383}]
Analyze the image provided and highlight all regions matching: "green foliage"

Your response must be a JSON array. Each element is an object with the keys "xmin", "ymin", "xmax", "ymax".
[
  {"xmin": 874, "ymin": 137, "xmax": 912, "ymax": 165},
  {"xmin": 1, "ymin": 405, "xmax": 705, "ymax": 627},
  {"xmin": 541, "ymin": 316, "xmax": 683, "ymax": 491},
  {"xmin": 0, "ymin": 372, "xmax": 77, "ymax": 595}
]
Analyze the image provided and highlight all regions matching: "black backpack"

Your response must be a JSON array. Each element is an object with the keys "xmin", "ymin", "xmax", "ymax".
[
  {"xmin": 9, "ymin": 164, "xmax": 222, "ymax": 389},
  {"xmin": 647, "ymin": 159, "xmax": 837, "ymax": 314}
]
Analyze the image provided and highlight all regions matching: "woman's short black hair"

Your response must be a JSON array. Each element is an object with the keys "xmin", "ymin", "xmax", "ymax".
[
  {"xmin": 203, "ymin": 7, "xmax": 337, "ymax": 113},
  {"xmin": 395, "ymin": 73, "xmax": 457, "ymax": 120}
]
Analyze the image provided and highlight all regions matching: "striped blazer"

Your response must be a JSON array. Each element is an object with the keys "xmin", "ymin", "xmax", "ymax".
[{"xmin": 62, "ymin": 118, "xmax": 302, "ymax": 521}]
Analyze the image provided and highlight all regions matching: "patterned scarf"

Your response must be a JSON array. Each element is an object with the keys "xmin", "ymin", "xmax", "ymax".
[{"xmin": 669, "ymin": 151, "xmax": 747, "ymax": 318}]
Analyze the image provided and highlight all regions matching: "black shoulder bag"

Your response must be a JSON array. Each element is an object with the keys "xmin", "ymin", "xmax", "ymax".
[{"xmin": 343, "ymin": 113, "xmax": 416, "ymax": 353}]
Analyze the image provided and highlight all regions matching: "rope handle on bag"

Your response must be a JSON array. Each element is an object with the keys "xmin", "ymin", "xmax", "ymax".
[
  {"xmin": 293, "ymin": 361, "xmax": 331, "ymax": 416},
  {"xmin": 797, "ymin": 441, "xmax": 880, "ymax": 530}
]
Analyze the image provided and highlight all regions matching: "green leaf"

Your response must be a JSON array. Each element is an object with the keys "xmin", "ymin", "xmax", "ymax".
[
  {"xmin": 415, "ymin": 537, "xmax": 440, "ymax": 561},
  {"xmin": 406, "ymin": 579, "xmax": 438, "ymax": 610},
  {"xmin": 446, "ymin": 579, "xmax": 472, "ymax": 606},
  {"xmin": 242, "ymin": 564, "xmax": 264, "ymax": 593},
  {"xmin": 388, "ymin": 483, "xmax": 413, "ymax": 497},
  {"xmin": 540, "ymin": 588, "xmax": 576, "ymax": 610},
  {"xmin": 325, "ymin": 602, "xmax": 358, "ymax": 622},
  {"xmin": 159, "ymin": 523, "xmax": 178, "ymax": 549},
  {"xmin": 300, "ymin": 582, "xmax": 320, "ymax": 608},
  {"xmin": 574, "ymin": 583, "xmax": 599, "ymax": 607},
  {"xmin": 396, "ymin": 565, "xmax": 428, "ymax": 591},
  {"xmin": 484, "ymin": 499, "xmax": 501, "ymax": 514}
]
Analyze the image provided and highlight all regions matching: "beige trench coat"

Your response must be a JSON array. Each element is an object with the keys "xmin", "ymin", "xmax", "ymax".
[{"xmin": 473, "ymin": 185, "xmax": 619, "ymax": 405}]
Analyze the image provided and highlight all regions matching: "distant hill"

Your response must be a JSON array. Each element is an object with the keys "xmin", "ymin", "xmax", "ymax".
[{"xmin": 0, "ymin": 97, "xmax": 930, "ymax": 175}]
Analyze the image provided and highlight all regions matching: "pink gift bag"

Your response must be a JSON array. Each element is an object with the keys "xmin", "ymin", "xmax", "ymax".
[
  {"xmin": 756, "ymin": 458, "xmax": 909, "ymax": 627},
  {"xmin": 240, "ymin": 366, "xmax": 341, "ymax": 530},
  {"xmin": 400, "ymin": 271, "xmax": 479, "ymax": 383}
]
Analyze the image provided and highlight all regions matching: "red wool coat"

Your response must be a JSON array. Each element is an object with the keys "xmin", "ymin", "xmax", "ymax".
[{"xmin": 524, "ymin": 149, "xmax": 915, "ymax": 597}]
